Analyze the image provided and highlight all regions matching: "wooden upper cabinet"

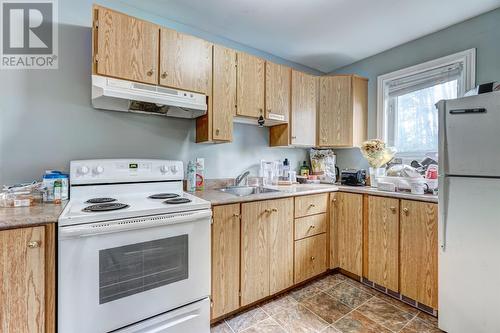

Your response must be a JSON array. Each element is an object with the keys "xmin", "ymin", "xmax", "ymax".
[
  {"xmin": 211, "ymin": 204, "xmax": 240, "ymax": 319},
  {"xmin": 159, "ymin": 28, "xmax": 212, "ymax": 94},
  {"xmin": 1, "ymin": 226, "xmax": 47, "ymax": 333},
  {"xmin": 236, "ymin": 52, "xmax": 265, "ymax": 118},
  {"xmin": 291, "ymin": 70, "xmax": 317, "ymax": 146},
  {"xmin": 212, "ymin": 45, "xmax": 236, "ymax": 141},
  {"xmin": 335, "ymin": 192, "xmax": 363, "ymax": 276},
  {"xmin": 93, "ymin": 6, "xmax": 159, "ymax": 85},
  {"xmin": 265, "ymin": 62, "xmax": 291, "ymax": 122},
  {"xmin": 400, "ymin": 200, "xmax": 438, "ymax": 309},
  {"xmin": 318, "ymin": 75, "xmax": 367, "ymax": 147},
  {"xmin": 366, "ymin": 196, "xmax": 399, "ymax": 291}
]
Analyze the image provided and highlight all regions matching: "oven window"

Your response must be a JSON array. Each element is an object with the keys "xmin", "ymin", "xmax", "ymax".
[{"xmin": 99, "ymin": 235, "xmax": 188, "ymax": 304}]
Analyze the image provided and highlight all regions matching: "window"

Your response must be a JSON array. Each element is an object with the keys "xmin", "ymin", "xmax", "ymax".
[{"xmin": 377, "ymin": 49, "xmax": 476, "ymax": 159}]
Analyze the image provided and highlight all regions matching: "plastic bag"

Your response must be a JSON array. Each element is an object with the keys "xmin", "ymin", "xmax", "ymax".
[{"xmin": 310, "ymin": 149, "xmax": 337, "ymax": 184}]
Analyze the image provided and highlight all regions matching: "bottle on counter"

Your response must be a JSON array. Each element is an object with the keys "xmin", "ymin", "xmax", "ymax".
[
  {"xmin": 300, "ymin": 161, "xmax": 310, "ymax": 177},
  {"xmin": 283, "ymin": 158, "xmax": 290, "ymax": 178},
  {"xmin": 53, "ymin": 180, "xmax": 62, "ymax": 204},
  {"xmin": 186, "ymin": 161, "xmax": 197, "ymax": 192},
  {"xmin": 196, "ymin": 158, "xmax": 205, "ymax": 191}
]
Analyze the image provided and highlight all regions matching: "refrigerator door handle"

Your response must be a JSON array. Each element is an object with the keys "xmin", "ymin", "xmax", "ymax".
[{"xmin": 440, "ymin": 176, "xmax": 449, "ymax": 251}]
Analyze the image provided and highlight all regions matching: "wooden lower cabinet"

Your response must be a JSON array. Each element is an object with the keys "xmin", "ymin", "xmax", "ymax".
[
  {"xmin": 333, "ymin": 192, "xmax": 363, "ymax": 276},
  {"xmin": 241, "ymin": 198, "xmax": 293, "ymax": 306},
  {"xmin": 400, "ymin": 200, "xmax": 438, "ymax": 309},
  {"xmin": 294, "ymin": 234, "xmax": 327, "ymax": 283},
  {"xmin": 211, "ymin": 204, "xmax": 240, "ymax": 319},
  {"xmin": 0, "ymin": 225, "xmax": 55, "ymax": 333},
  {"xmin": 366, "ymin": 196, "xmax": 399, "ymax": 291}
]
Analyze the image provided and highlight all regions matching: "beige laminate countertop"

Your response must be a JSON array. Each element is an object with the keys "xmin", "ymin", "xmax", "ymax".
[
  {"xmin": 193, "ymin": 184, "xmax": 438, "ymax": 205},
  {"xmin": 0, "ymin": 202, "xmax": 67, "ymax": 231}
]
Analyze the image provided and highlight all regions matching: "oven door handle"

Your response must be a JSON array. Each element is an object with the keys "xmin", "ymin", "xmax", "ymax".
[{"xmin": 59, "ymin": 209, "xmax": 212, "ymax": 239}]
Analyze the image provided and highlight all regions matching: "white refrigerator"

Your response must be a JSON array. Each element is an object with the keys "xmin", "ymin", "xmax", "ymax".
[{"xmin": 437, "ymin": 90, "xmax": 500, "ymax": 333}]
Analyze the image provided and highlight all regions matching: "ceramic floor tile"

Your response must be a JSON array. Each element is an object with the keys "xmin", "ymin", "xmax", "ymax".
[
  {"xmin": 400, "ymin": 318, "xmax": 444, "ymax": 333},
  {"xmin": 241, "ymin": 317, "xmax": 286, "ymax": 333},
  {"xmin": 333, "ymin": 311, "xmax": 392, "ymax": 333},
  {"xmin": 300, "ymin": 292, "xmax": 352, "ymax": 324},
  {"xmin": 357, "ymin": 297, "xmax": 415, "ymax": 332},
  {"xmin": 375, "ymin": 293, "xmax": 420, "ymax": 316},
  {"xmin": 211, "ymin": 321, "xmax": 233, "ymax": 333},
  {"xmin": 289, "ymin": 283, "xmax": 322, "ymax": 302},
  {"xmin": 326, "ymin": 282, "xmax": 373, "ymax": 308},
  {"xmin": 343, "ymin": 279, "xmax": 379, "ymax": 296},
  {"xmin": 321, "ymin": 325, "xmax": 342, "ymax": 332},
  {"xmin": 226, "ymin": 306, "xmax": 269, "ymax": 332},
  {"xmin": 272, "ymin": 303, "xmax": 329, "ymax": 333},
  {"xmin": 416, "ymin": 311, "xmax": 439, "ymax": 327},
  {"xmin": 261, "ymin": 294, "xmax": 298, "ymax": 316},
  {"xmin": 311, "ymin": 274, "xmax": 347, "ymax": 291}
]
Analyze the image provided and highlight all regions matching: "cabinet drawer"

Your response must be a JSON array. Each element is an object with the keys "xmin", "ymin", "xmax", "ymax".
[
  {"xmin": 294, "ymin": 234, "xmax": 327, "ymax": 283},
  {"xmin": 294, "ymin": 213, "xmax": 327, "ymax": 240},
  {"xmin": 294, "ymin": 193, "xmax": 328, "ymax": 218}
]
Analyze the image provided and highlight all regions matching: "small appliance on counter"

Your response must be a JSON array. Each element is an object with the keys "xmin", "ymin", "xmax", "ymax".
[{"xmin": 340, "ymin": 169, "xmax": 366, "ymax": 186}]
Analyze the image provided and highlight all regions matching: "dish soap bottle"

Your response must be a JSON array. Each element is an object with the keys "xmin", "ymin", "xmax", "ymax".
[
  {"xmin": 300, "ymin": 161, "xmax": 310, "ymax": 177},
  {"xmin": 186, "ymin": 161, "xmax": 196, "ymax": 192},
  {"xmin": 283, "ymin": 158, "xmax": 290, "ymax": 178}
]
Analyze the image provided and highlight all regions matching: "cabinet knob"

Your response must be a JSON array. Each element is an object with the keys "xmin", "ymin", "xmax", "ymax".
[
  {"xmin": 309, "ymin": 204, "xmax": 316, "ymax": 208},
  {"xmin": 27, "ymin": 241, "xmax": 40, "ymax": 249},
  {"xmin": 308, "ymin": 225, "xmax": 316, "ymax": 230},
  {"xmin": 271, "ymin": 208, "xmax": 278, "ymax": 212},
  {"xmin": 332, "ymin": 198, "xmax": 337, "ymax": 203},
  {"xmin": 310, "ymin": 256, "xmax": 316, "ymax": 261},
  {"xmin": 215, "ymin": 128, "xmax": 220, "ymax": 135},
  {"xmin": 161, "ymin": 72, "xmax": 168, "ymax": 79},
  {"xmin": 291, "ymin": 136, "xmax": 297, "ymax": 139},
  {"xmin": 232, "ymin": 213, "xmax": 240, "ymax": 218},
  {"xmin": 147, "ymin": 68, "xmax": 155, "ymax": 76},
  {"xmin": 390, "ymin": 206, "xmax": 397, "ymax": 212},
  {"xmin": 265, "ymin": 209, "xmax": 272, "ymax": 213},
  {"xmin": 403, "ymin": 207, "xmax": 409, "ymax": 215}
]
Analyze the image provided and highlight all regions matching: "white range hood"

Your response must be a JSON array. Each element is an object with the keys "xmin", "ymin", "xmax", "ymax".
[{"xmin": 91, "ymin": 75, "xmax": 207, "ymax": 119}]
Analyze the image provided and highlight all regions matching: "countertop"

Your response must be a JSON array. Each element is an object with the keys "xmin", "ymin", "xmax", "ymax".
[
  {"xmin": 0, "ymin": 202, "xmax": 67, "ymax": 231},
  {"xmin": 193, "ymin": 184, "xmax": 438, "ymax": 205}
]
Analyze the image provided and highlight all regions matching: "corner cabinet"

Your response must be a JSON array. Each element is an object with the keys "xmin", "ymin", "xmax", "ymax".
[
  {"xmin": 159, "ymin": 28, "xmax": 212, "ymax": 94},
  {"xmin": 93, "ymin": 6, "xmax": 159, "ymax": 85},
  {"xmin": 318, "ymin": 75, "xmax": 368, "ymax": 147},
  {"xmin": 0, "ymin": 225, "xmax": 56, "ymax": 333}
]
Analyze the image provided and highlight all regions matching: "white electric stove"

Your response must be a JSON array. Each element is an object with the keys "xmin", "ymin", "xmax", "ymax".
[{"xmin": 58, "ymin": 159, "xmax": 211, "ymax": 333}]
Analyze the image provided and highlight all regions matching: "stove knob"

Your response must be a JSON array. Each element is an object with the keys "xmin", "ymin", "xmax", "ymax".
[
  {"xmin": 160, "ymin": 165, "xmax": 170, "ymax": 174},
  {"xmin": 170, "ymin": 165, "xmax": 179, "ymax": 174},
  {"xmin": 78, "ymin": 166, "xmax": 90, "ymax": 175},
  {"xmin": 93, "ymin": 166, "xmax": 104, "ymax": 175}
]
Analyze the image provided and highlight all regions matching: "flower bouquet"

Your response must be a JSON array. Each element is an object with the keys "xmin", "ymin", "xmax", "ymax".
[{"xmin": 360, "ymin": 139, "xmax": 396, "ymax": 186}]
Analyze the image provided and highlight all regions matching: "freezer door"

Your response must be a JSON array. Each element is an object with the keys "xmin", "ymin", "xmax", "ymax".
[
  {"xmin": 439, "ymin": 91, "xmax": 500, "ymax": 177},
  {"xmin": 439, "ymin": 176, "xmax": 500, "ymax": 333}
]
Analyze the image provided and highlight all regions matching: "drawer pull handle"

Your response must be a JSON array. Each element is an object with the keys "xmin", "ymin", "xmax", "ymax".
[
  {"xmin": 308, "ymin": 225, "xmax": 316, "ymax": 230},
  {"xmin": 271, "ymin": 208, "xmax": 278, "ymax": 212},
  {"xmin": 390, "ymin": 206, "xmax": 396, "ymax": 212},
  {"xmin": 310, "ymin": 256, "xmax": 316, "ymax": 261},
  {"xmin": 403, "ymin": 208, "xmax": 409, "ymax": 215},
  {"xmin": 147, "ymin": 68, "xmax": 155, "ymax": 76},
  {"xmin": 161, "ymin": 72, "xmax": 168, "ymax": 79},
  {"xmin": 332, "ymin": 198, "xmax": 337, "ymax": 203},
  {"xmin": 233, "ymin": 213, "xmax": 240, "ymax": 218},
  {"xmin": 265, "ymin": 209, "xmax": 271, "ymax": 213},
  {"xmin": 27, "ymin": 241, "xmax": 40, "ymax": 249},
  {"xmin": 309, "ymin": 204, "xmax": 316, "ymax": 208}
]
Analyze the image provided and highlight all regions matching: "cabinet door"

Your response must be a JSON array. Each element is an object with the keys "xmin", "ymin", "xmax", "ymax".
[
  {"xmin": 1, "ymin": 227, "xmax": 45, "ymax": 333},
  {"xmin": 241, "ymin": 201, "xmax": 269, "ymax": 306},
  {"xmin": 212, "ymin": 45, "xmax": 236, "ymax": 141},
  {"xmin": 291, "ymin": 70, "xmax": 317, "ymax": 146},
  {"xmin": 269, "ymin": 198, "xmax": 294, "ymax": 295},
  {"xmin": 318, "ymin": 76, "xmax": 352, "ymax": 147},
  {"xmin": 95, "ymin": 6, "xmax": 159, "ymax": 84},
  {"xmin": 329, "ymin": 193, "xmax": 338, "ymax": 269},
  {"xmin": 400, "ymin": 201, "xmax": 438, "ymax": 309},
  {"xmin": 159, "ymin": 28, "xmax": 212, "ymax": 94},
  {"xmin": 211, "ymin": 204, "xmax": 240, "ymax": 319},
  {"xmin": 294, "ymin": 234, "xmax": 327, "ymax": 284},
  {"xmin": 336, "ymin": 192, "xmax": 363, "ymax": 276},
  {"xmin": 236, "ymin": 52, "xmax": 265, "ymax": 118},
  {"xmin": 265, "ymin": 62, "xmax": 291, "ymax": 122},
  {"xmin": 367, "ymin": 196, "xmax": 399, "ymax": 291}
]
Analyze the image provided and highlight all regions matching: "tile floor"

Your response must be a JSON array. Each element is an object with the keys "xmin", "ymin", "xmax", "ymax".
[{"xmin": 211, "ymin": 273, "xmax": 443, "ymax": 333}]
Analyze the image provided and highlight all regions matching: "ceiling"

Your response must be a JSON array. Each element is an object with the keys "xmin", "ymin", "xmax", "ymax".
[{"xmin": 122, "ymin": 0, "xmax": 500, "ymax": 73}]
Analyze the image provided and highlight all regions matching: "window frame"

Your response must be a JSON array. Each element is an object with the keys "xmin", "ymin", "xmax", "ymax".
[{"xmin": 377, "ymin": 49, "xmax": 476, "ymax": 158}]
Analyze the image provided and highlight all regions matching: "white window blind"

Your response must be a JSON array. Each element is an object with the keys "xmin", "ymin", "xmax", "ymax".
[{"xmin": 377, "ymin": 49, "xmax": 476, "ymax": 160}]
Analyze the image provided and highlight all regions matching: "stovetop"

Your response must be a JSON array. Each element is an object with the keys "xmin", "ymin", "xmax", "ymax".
[{"xmin": 59, "ymin": 188, "xmax": 210, "ymax": 227}]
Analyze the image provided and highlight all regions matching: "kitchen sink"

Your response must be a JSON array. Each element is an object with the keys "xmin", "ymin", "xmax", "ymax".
[{"xmin": 219, "ymin": 186, "xmax": 280, "ymax": 197}]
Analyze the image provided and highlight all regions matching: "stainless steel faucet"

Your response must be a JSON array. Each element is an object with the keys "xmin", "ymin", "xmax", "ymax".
[{"xmin": 234, "ymin": 171, "xmax": 250, "ymax": 186}]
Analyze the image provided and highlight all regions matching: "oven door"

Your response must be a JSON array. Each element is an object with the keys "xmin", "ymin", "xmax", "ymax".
[{"xmin": 58, "ymin": 209, "xmax": 211, "ymax": 333}]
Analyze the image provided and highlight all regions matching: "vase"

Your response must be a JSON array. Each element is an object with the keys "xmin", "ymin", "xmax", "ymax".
[{"xmin": 369, "ymin": 167, "xmax": 386, "ymax": 187}]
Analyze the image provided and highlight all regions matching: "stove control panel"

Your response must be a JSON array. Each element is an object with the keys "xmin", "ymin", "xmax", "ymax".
[{"xmin": 70, "ymin": 159, "xmax": 184, "ymax": 185}]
